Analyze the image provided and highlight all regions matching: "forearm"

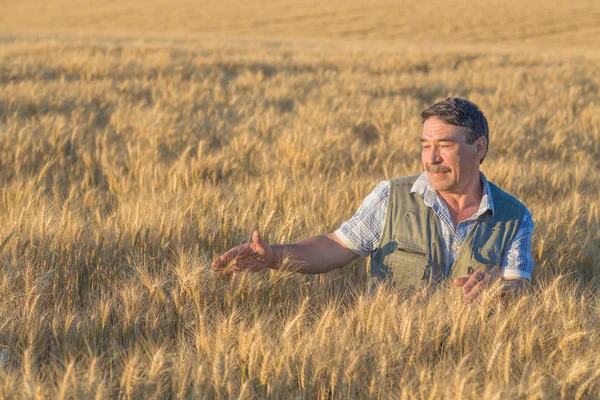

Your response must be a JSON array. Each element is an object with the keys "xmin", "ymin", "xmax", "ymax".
[{"xmin": 269, "ymin": 233, "xmax": 359, "ymax": 274}]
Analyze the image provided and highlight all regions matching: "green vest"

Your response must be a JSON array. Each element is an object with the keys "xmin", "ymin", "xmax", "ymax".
[{"xmin": 369, "ymin": 174, "xmax": 527, "ymax": 290}]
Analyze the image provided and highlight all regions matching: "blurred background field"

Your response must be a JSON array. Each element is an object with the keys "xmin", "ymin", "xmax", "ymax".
[
  {"xmin": 1, "ymin": 0, "xmax": 600, "ymax": 398},
  {"xmin": 2, "ymin": 0, "xmax": 600, "ymax": 50}
]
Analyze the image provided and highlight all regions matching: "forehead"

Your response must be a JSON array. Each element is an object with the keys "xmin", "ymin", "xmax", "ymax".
[{"xmin": 421, "ymin": 117, "xmax": 468, "ymax": 141}]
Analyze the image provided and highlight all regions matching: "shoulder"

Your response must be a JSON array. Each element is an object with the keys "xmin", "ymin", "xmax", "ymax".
[
  {"xmin": 488, "ymin": 181, "xmax": 530, "ymax": 218},
  {"xmin": 356, "ymin": 180, "xmax": 391, "ymax": 208},
  {"xmin": 487, "ymin": 181, "xmax": 527, "ymax": 208},
  {"xmin": 368, "ymin": 179, "xmax": 391, "ymax": 197}
]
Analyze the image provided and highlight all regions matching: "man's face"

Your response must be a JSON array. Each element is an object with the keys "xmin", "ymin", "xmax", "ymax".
[{"xmin": 421, "ymin": 117, "xmax": 486, "ymax": 194}]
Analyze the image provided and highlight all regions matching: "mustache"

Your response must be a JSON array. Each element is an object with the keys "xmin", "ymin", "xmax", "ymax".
[{"xmin": 426, "ymin": 165, "xmax": 451, "ymax": 173}]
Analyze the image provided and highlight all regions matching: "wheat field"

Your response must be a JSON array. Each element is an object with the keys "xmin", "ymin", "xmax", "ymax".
[{"xmin": 1, "ymin": 0, "xmax": 600, "ymax": 398}]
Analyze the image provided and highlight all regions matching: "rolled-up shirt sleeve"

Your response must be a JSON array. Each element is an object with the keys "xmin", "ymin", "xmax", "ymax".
[
  {"xmin": 501, "ymin": 210, "xmax": 535, "ymax": 280},
  {"xmin": 334, "ymin": 180, "xmax": 390, "ymax": 257}
]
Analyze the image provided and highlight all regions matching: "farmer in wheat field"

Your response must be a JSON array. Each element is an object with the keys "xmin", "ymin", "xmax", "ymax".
[{"xmin": 212, "ymin": 98, "xmax": 533, "ymax": 302}]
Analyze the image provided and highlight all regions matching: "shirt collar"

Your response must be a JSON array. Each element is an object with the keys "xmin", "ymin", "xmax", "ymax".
[{"xmin": 410, "ymin": 172, "xmax": 495, "ymax": 217}]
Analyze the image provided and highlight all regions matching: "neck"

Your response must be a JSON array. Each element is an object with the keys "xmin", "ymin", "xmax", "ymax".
[{"xmin": 438, "ymin": 174, "xmax": 483, "ymax": 214}]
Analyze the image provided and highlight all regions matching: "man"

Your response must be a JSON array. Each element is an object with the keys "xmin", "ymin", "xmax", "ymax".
[{"xmin": 212, "ymin": 98, "xmax": 534, "ymax": 302}]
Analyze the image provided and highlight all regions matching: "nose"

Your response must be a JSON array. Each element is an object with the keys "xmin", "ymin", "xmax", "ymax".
[{"xmin": 423, "ymin": 145, "xmax": 442, "ymax": 165}]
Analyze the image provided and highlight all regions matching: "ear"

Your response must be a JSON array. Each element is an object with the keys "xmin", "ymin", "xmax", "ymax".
[{"xmin": 475, "ymin": 136, "xmax": 487, "ymax": 160}]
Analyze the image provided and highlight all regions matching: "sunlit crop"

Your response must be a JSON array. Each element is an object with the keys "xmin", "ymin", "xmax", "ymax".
[{"xmin": 1, "ymin": 2, "xmax": 600, "ymax": 397}]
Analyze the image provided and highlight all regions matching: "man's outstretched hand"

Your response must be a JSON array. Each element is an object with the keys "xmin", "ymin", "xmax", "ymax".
[{"xmin": 211, "ymin": 231, "xmax": 275, "ymax": 273}]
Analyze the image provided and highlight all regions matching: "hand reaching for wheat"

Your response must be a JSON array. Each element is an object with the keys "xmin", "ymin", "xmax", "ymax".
[{"xmin": 211, "ymin": 231, "xmax": 275, "ymax": 273}]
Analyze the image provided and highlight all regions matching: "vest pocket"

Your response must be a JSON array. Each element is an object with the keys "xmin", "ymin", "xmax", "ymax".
[{"xmin": 386, "ymin": 248, "xmax": 430, "ymax": 288}]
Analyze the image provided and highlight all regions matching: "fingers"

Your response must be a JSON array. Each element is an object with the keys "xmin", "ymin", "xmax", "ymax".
[
  {"xmin": 461, "ymin": 270, "xmax": 488, "ymax": 295},
  {"xmin": 252, "ymin": 231, "xmax": 261, "ymax": 245},
  {"xmin": 211, "ymin": 252, "xmax": 226, "ymax": 270},
  {"xmin": 211, "ymin": 245, "xmax": 246, "ymax": 271},
  {"xmin": 453, "ymin": 268, "xmax": 488, "ymax": 287},
  {"xmin": 250, "ymin": 231, "xmax": 265, "ymax": 254},
  {"xmin": 463, "ymin": 280, "xmax": 486, "ymax": 303},
  {"xmin": 453, "ymin": 277, "xmax": 469, "ymax": 287},
  {"xmin": 454, "ymin": 268, "xmax": 496, "ymax": 303},
  {"xmin": 211, "ymin": 232, "xmax": 271, "ymax": 273}
]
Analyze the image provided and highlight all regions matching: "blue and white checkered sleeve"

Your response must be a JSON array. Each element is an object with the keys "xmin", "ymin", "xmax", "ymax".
[
  {"xmin": 334, "ymin": 180, "xmax": 390, "ymax": 257},
  {"xmin": 501, "ymin": 209, "xmax": 535, "ymax": 280}
]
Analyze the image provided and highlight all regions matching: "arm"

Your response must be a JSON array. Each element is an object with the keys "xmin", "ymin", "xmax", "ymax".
[
  {"xmin": 270, "ymin": 233, "xmax": 360, "ymax": 274},
  {"xmin": 496, "ymin": 211, "xmax": 535, "ymax": 295},
  {"xmin": 211, "ymin": 231, "xmax": 359, "ymax": 274},
  {"xmin": 501, "ymin": 210, "xmax": 535, "ymax": 281}
]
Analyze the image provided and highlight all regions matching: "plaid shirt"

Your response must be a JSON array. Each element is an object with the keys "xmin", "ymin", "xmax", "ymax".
[{"xmin": 335, "ymin": 172, "xmax": 534, "ymax": 280}]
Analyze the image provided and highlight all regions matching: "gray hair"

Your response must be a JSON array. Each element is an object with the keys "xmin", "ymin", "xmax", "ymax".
[{"xmin": 421, "ymin": 98, "xmax": 489, "ymax": 163}]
